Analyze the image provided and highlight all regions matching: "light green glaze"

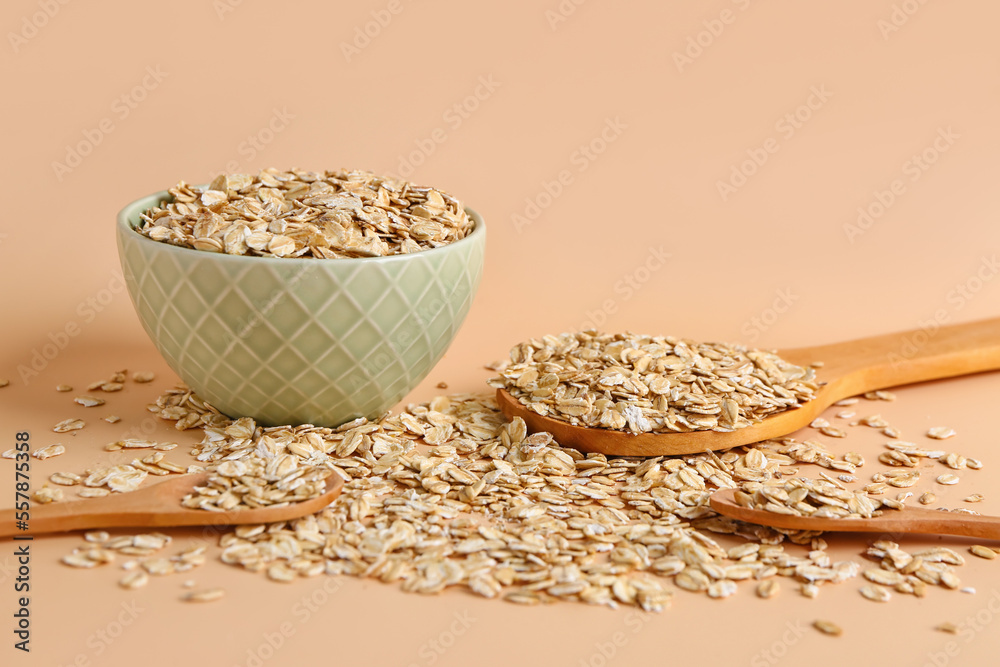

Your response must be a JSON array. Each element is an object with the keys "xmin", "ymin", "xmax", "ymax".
[{"xmin": 117, "ymin": 191, "xmax": 485, "ymax": 427}]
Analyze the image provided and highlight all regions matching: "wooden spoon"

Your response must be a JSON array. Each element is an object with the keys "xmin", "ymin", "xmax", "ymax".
[
  {"xmin": 497, "ymin": 317, "xmax": 1000, "ymax": 456},
  {"xmin": 0, "ymin": 472, "xmax": 344, "ymax": 538},
  {"xmin": 709, "ymin": 487, "xmax": 1000, "ymax": 539}
]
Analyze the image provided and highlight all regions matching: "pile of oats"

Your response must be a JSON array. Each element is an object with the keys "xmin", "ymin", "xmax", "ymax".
[
  {"xmin": 735, "ymin": 477, "xmax": 892, "ymax": 519},
  {"xmin": 181, "ymin": 451, "xmax": 331, "ymax": 512},
  {"xmin": 136, "ymin": 168, "xmax": 473, "ymax": 258},
  {"xmin": 490, "ymin": 331, "xmax": 818, "ymax": 434},
  {"xmin": 34, "ymin": 369, "xmax": 989, "ymax": 615}
]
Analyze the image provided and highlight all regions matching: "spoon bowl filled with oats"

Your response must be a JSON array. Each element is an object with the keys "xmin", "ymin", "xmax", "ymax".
[
  {"xmin": 117, "ymin": 168, "xmax": 485, "ymax": 427},
  {"xmin": 493, "ymin": 319, "xmax": 1000, "ymax": 455}
]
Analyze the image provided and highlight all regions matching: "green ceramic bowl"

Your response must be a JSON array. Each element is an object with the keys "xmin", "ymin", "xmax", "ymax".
[{"xmin": 117, "ymin": 190, "xmax": 485, "ymax": 427}]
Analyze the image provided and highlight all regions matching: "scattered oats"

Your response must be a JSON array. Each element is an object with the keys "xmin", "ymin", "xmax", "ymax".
[
  {"xmin": 865, "ymin": 390, "xmax": 895, "ymax": 401},
  {"xmin": 74, "ymin": 396, "xmax": 106, "ymax": 407},
  {"xmin": 941, "ymin": 453, "xmax": 967, "ymax": 470},
  {"xmin": 182, "ymin": 580, "xmax": 196, "ymax": 588},
  {"xmin": 32, "ymin": 444, "xmax": 66, "ymax": 460},
  {"xmin": 843, "ymin": 452, "xmax": 865, "ymax": 467},
  {"xmin": 961, "ymin": 587, "xmax": 976, "ymax": 594},
  {"xmin": 119, "ymin": 570, "xmax": 149, "ymax": 589},
  {"xmin": 436, "ymin": 382, "xmax": 449, "ymax": 389},
  {"xmin": 940, "ymin": 571, "xmax": 961, "ymax": 589},
  {"xmin": 50, "ymin": 471, "xmax": 82, "ymax": 486},
  {"xmin": 85, "ymin": 531, "xmax": 110, "ymax": 543},
  {"xmin": 813, "ymin": 620, "xmax": 843, "ymax": 636},
  {"xmin": 132, "ymin": 371, "xmax": 156, "ymax": 383},
  {"xmin": 936, "ymin": 623, "xmax": 959, "ymax": 634},
  {"xmin": 56, "ymin": 384, "xmax": 73, "ymax": 392},
  {"xmin": 964, "ymin": 494, "xmax": 984, "ymax": 503},
  {"xmin": 919, "ymin": 492, "xmax": 936, "ymax": 505},
  {"xmin": 833, "ymin": 398, "xmax": 859, "ymax": 406},
  {"xmin": 119, "ymin": 438, "xmax": 158, "ymax": 449},
  {"xmin": 927, "ymin": 427, "xmax": 956, "ymax": 440},
  {"xmin": 0, "ymin": 379, "xmax": 9, "ymax": 388},
  {"xmin": 936, "ymin": 474, "xmax": 960, "ymax": 486},
  {"xmin": 77, "ymin": 487, "xmax": 110, "ymax": 498},
  {"xmin": 970, "ymin": 546, "xmax": 997, "ymax": 560},
  {"xmin": 800, "ymin": 583, "xmax": 819, "ymax": 599},
  {"xmin": 61, "ymin": 553, "xmax": 99, "ymax": 568},
  {"xmin": 267, "ymin": 563, "xmax": 298, "ymax": 583},
  {"xmin": 182, "ymin": 588, "xmax": 225, "ymax": 603},
  {"xmin": 859, "ymin": 414, "xmax": 888, "ymax": 428},
  {"xmin": 756, "ymin": 579, "xmax": 779, "ymax": 599},
  {"xmin": 835, "ymin": 411, "xmax": 855, "ymax": 419},
  {"xmin": 143, "ymin": 559, "xmax": 175, "ymax": 576},
  {"xmin": 810, "ymin": 418, "xmax": 830, "ymax": 429},
  {"xmin": 860, "ymin": 584, "xmax": 891, "ymax": 602},
  {"xmin": 819, "ymin": 426, "xmax": 847, "ymax": 438},
  {"xmin": 33, "ymin": 486, "xmax": 63, "ymax": 503},
  {"xmin": 966, "ymin": 458, "xmax": 983, "ymax": 470},
  {"xmin": 51, "ymin": 378, "xmax": 992, "ymax": 615},
  {"xmin": 1, "ymin": 449, "xmax": 15, "ymax": 459},
  {"xmin": 707, "ymin": 580, "xmax": 738, "ymax": 599},
  {"xmin": 104, "ymin": 415, "xmax": 122, "ymax": 424},
  {"xmin": 53, "ymin": 418, "xmax": 85, "ymax": 433},
  {"xmin": 101, "ymin": 382, "xmax": 125, "ymax": 392}
]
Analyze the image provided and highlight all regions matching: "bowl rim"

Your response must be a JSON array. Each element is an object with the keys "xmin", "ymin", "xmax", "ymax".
[{"xmin": 116, "ymin": 188, "xmax": 485, "ymax": 265}]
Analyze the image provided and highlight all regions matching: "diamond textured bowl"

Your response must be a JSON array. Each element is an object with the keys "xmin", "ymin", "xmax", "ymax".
[{"xmin": 117, "ymin": 190, "xmax": 485, "ymax": 427}]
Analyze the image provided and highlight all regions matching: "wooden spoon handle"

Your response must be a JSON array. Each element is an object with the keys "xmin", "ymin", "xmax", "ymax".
[
  {"xmin": 710, "ymin": 490, "xmax": 1000, "ymax": 539},
  {"xmin": 0, "ymin": 495, "xmax": 163, "ymax": 538},
  {"xmin": 874, "ymin": 510, "xmax": 1000, "ymax": 540},
  {"xmin": 783, "ymin": 316, "xmax": 1000, "ymax": 397}
]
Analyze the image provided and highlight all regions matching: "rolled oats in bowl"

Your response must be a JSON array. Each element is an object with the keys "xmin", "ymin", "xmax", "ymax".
[
  {"xmin": 117, "ymin": 168, "xmax": 485, "ymax": 427},
  {"xmin": 136, "ymin": 168, "xmax": 474, "ymax": 258}
]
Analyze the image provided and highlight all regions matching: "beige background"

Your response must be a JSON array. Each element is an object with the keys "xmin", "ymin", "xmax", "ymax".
[{"xmin": 3, "ymin": 0, "xmax": 1000, "ymax": 665}]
